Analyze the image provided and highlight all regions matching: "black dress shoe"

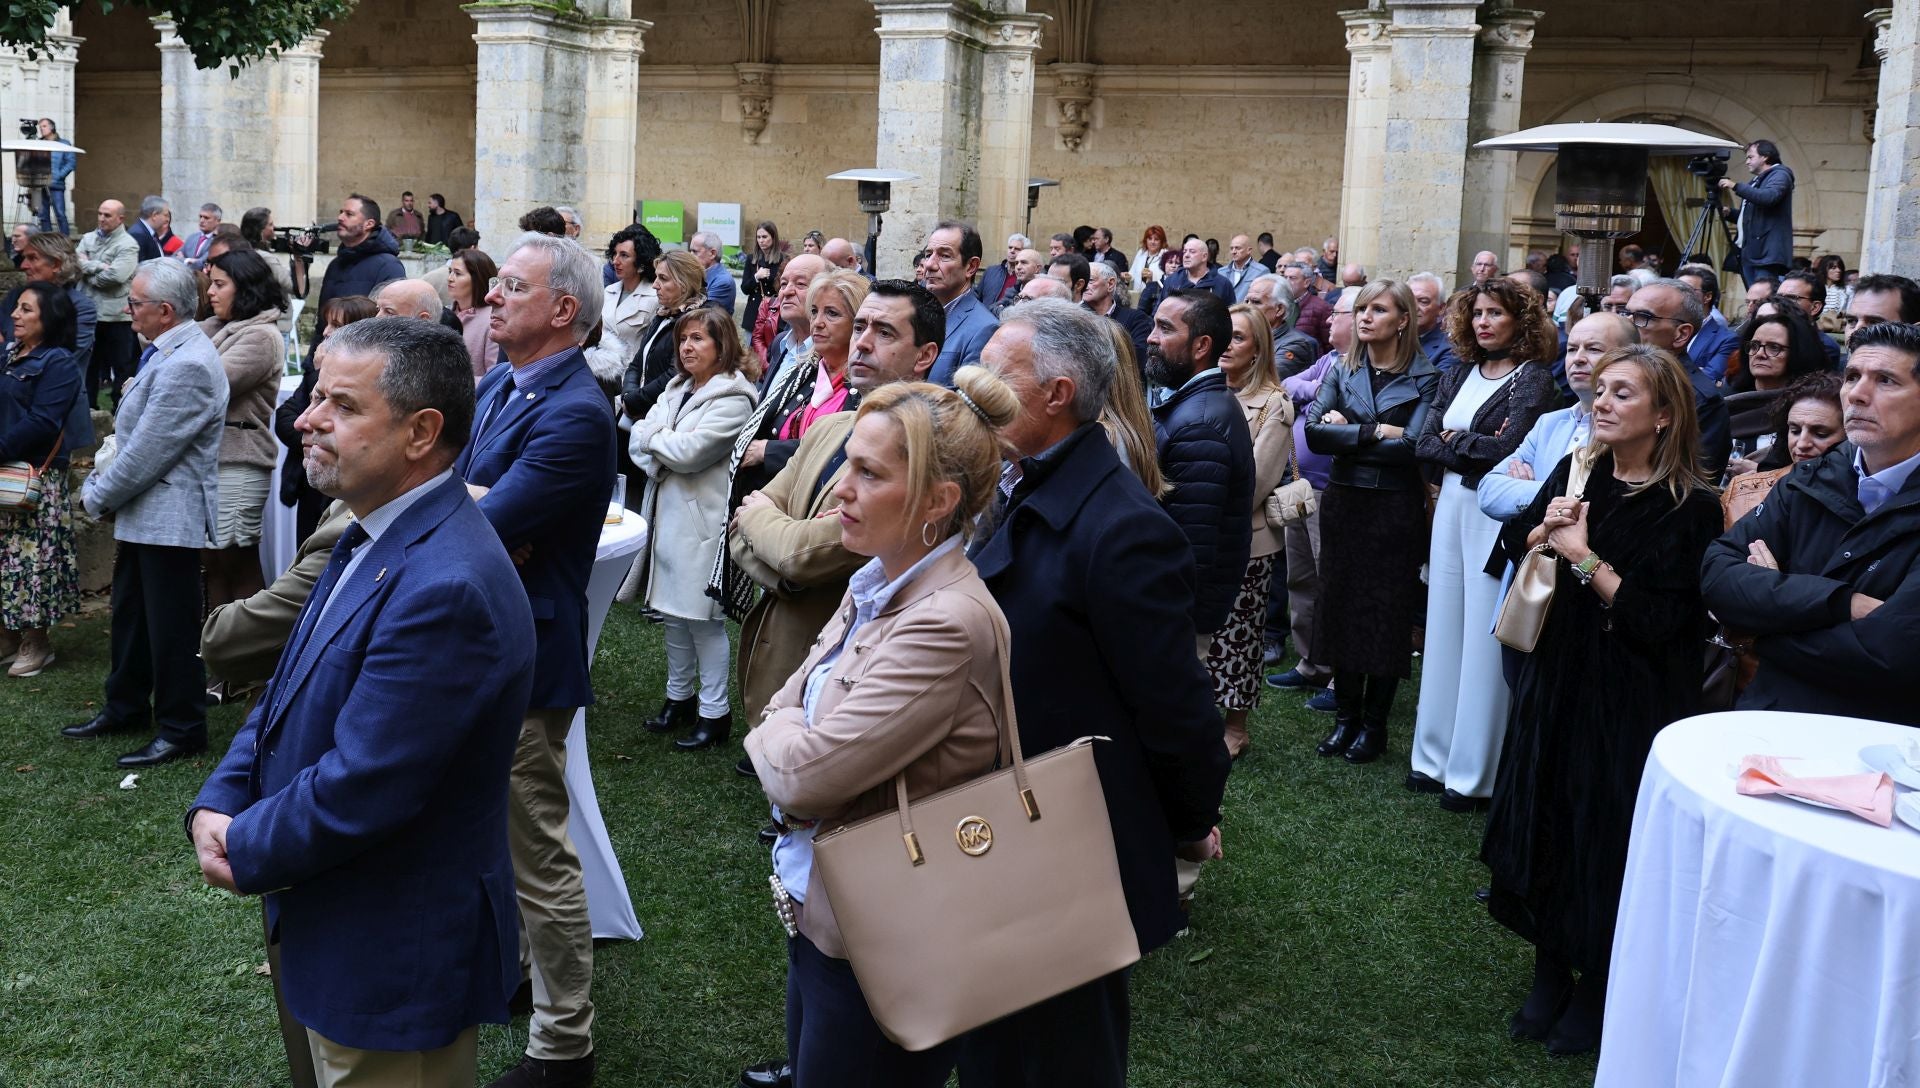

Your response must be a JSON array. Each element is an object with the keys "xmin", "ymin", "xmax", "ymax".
[
  {"xmin": 1473, "ymin": 886, "xmax": 1491, "ymax": 904},
  {"xmin": 757, "ymin": 822, "xmax": 779, "ymax": 846},
  {"xmin": 643, "ymin": 696, "xmax": 696, "ymax": 735},
  {"xmin": 734, "ymin": 755, "xmax": 758, "ymax": 779},
  {"xmin": 61, "ymin": 714, "xmax": 143, "ymax": 740},
  {"xmin": 485, "ymin": 1052, "xmax": 596, "ymax": 1088},
  {"xmin": 116, "ymin": 736, "xmax": 207, "ymax": 768},
  {"xmin": 738, "ymin": 1060, "xmax": 792, "ymax": 1088},
  {"xmin": 1438, "ymin": 788, "xmax": 1490, "ymax": 813},
  {"xmin": 1404, "ymin": 770, "xmax": 1445, "ymax": 794},
  {"xmin": 675, "ymin": 712, "xmax": 732, "ymax": 751},
  {"xmin": 1342, "ymin": 723, "xmax": 1387, "ymax": 764},
  {"xmin": 1315, "ymin": 718, "xmax": 1360, "ymax": 757}
]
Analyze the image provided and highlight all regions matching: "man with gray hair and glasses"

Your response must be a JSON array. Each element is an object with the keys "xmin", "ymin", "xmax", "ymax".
[
  {"xmin": 1623, "ymin": 276, "xmax": 1732, "ymax": 477},
  {"xmin": 1249, "ymin": 273, "xmax": 1327, "ymax": 379},
  {"xmin": 465, "ymin": 233, "xmax": 619, "ymax": 1088},
  {"xmin": 965, "ymin": 299, "xmax": 1227, "ymax": 1086},
  {"xmin": 129, "ymin": 194, "xmax": 171, "ymax": 262},
  {"xmin": 64, "ymin": 258, "xmax": 228, "ymax": 767}
]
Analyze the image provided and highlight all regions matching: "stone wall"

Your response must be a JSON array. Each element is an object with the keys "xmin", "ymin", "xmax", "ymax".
[{"xmin": 317, "ymin": 69, "xmax": 477, "ymax": 229}]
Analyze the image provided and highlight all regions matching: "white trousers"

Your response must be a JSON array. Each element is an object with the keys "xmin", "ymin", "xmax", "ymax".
[
  {"xmin": 663, "ymin": 616, "xmax": 731, "ymax": 718},
  {"xmin": 1410, "ymin": 472, "xmax": 1511, "ymax": 799}
]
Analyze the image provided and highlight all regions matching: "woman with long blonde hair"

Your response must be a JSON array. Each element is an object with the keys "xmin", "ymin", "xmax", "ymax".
[
  {"xmin": 1302, "ymin": 279, "xmax": 1439, "ymax": 764},
  {"xmin": 1206, "ymin": 303, "xmax": 1295, "ymax": 757},
  {"xmin": 1480, "ymin": 343, "xmax": 1720, "ymax": 1056},
  {"xmin": 1096, "ymin": 320, "xmax": 1166, "ymax": 497}
]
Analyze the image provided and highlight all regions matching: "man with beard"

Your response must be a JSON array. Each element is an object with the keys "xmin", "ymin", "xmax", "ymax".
[
  {"xmin": 318, "ymin": 194, "xmax": 405, "ymax": 307},
  {"xmin": 1145, "ymin": 288, "xmax": 1255, "ymax": 644}
]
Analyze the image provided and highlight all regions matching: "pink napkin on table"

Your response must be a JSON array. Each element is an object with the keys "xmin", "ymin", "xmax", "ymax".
[{"xmin": 1735, "ymin": 755, "xmax": 1894, "ymax": 827}]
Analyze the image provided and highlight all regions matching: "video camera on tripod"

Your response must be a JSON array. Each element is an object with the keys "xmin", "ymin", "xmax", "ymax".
[{"xmin": 1686, "ymin": 150, "xmax": 1730, "ymax": 182}]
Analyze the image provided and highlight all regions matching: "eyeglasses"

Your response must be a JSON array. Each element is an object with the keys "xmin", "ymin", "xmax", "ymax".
[
  {"xmin": 488, "ymin": 276, "xmax": 565, "ymax": 298},
  {"xmin": 1748, "ymin": 341, "xmax": 1788, "ymax": 359},
  {"xmin": 125, "ymin": 298, "xmax": 165, "ymax": 311},
  {"xmin": 1623, "ymin": 309, "xmax": 1681, "ymax": 329}
]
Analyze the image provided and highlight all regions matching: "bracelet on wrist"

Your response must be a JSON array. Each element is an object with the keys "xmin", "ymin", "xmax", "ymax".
[{"xmin": 1572, "ymin": 552, "xmax": 1603, "ymax": 584}]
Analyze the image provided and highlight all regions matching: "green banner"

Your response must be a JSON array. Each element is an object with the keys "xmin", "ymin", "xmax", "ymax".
[{"xmin": 641, "ymin": 200, "xmax": 684, "ymax": 245}]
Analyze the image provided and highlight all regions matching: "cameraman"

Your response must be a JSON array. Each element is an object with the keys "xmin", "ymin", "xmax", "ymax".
[
  {"xmin": 239, "ymin": 206, "xmax": 309, "ymax": 302},
  {"xmin": 1719, "ymin": 139, "xmax": 1793, "ymax": 288}
]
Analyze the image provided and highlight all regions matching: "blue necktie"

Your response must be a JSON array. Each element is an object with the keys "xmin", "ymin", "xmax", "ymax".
[
  {"xmin": 285, "ymin": 521, "xmax": 370, "ymax": 666},
  {"xmin": 137, "ymin": 344, "xmax": 156, "ymax": 370},
  {"xmin": 478, "ymin": 372, "xmax": 517, "ymax": 439}
]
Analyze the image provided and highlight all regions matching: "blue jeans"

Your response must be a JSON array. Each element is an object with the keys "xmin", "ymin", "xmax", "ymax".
[
  {"xmin": 39, "ymin": 186, "xmax": 69, "ymax": 234},
  {"xmin": 786, "ymin": 933, "xmax": 957, "ymax": 1088}
]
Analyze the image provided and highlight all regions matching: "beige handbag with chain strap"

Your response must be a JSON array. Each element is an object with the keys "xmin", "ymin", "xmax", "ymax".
[
  {"xmin": 811, "ymin": 664, "xmax": 1140, "ymax": 1052},
  {"xmin": 1494, "ymin": 450, "xmax": 1593, "ymax": 652}
]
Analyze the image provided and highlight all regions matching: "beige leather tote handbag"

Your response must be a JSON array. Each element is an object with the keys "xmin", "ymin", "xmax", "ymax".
[
  {"xmin": 812, "ymin": 669, "xmax": 1140, "ymax": 1052},
  {"xmin": 1494, "ymin": 450, "xmax": 1593, "ymax": 653}
]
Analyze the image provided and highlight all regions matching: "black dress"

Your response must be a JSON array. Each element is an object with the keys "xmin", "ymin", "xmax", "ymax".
[{"xmin": 1480, "ymin": 451, "xmax": 1723, "ymax": 974}]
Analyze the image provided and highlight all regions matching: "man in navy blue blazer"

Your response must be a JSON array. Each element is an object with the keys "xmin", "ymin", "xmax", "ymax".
[
  {"xmin": 923, "ymin": 219, "xmax": 1001, "ymax": 387},
  {"xmin": 190, "ymin": 318, "xmax": 536, "ymax": 1084},
  {"xmin": 460, "ymin": 232, "xmax": 618, "ymax": 1088}
]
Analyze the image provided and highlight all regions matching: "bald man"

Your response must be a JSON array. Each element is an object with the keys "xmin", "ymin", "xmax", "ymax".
[
  {"xmin": 1014, "ymin": 274, "xmax": 1072, "ymax": 305},
  {"xmin": 998, "ymin": 248, "xmax": 1048, "ymax": 315},
  {"xmin": 1222, "ymin": 234, "xmax": 1271, "ymax": 302},
  {"xmin": 374, "ymin": 279, "xmax": 444, "ymax": 322},
  {"xmin": 821, "ymin": 237, "xmax": 861, "ymax": 274},
  {"xmin": 78, "ymin": 197, "xmax": 143, "ymax": 409}
]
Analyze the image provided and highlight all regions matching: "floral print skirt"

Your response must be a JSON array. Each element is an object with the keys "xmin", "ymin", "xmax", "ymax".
[
  {"xmin": 0, "ymin": 469, "xmax": 81, "ymax": 630},
  {"xmin": 1204, "ymin": 553, "xmax": 1278, "ymax": 711}
]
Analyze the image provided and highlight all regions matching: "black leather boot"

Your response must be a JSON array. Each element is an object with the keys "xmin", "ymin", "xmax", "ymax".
[
  {"xmin": 1316, "ymin": 676, "xmax": 1362, "ymax": 756},
  {"xmin": 675, "ymin": 711, "xmax": 733, "ymax": 751},
  {"xmin": 643, "ymin": 696, "xmax": 696, "ymax": 735},
  {"xmin": 1344, "ymin": 675, "xmax": 1397, "ymax": 764}
]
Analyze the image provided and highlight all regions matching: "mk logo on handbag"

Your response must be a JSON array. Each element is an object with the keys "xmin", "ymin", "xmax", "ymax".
[{"xmin": 955, "ymin": 816, "xmax": 994, "ymax": 857}]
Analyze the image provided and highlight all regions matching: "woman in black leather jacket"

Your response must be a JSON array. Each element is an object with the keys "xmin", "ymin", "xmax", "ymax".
[{"xmin": 1303, "ymin": 279, "xmax": 1439, "ymax": 764}]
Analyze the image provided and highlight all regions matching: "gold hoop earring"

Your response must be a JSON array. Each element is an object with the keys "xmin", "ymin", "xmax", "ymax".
[{"xmin": 922, "ymin": 521, "xmax": 938, "ymax": 547}]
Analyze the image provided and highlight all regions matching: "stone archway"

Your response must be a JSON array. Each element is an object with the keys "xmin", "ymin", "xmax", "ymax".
[{"xmin": 1508, "ymin": 75, "xmax": 1824, "ymax": 261}]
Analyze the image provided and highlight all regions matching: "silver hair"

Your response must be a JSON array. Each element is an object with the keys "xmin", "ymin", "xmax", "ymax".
[
  {"xmin": 1627, "ymin": 267, "xmax": 1658, "ymax": 289},
  {"xmin": 1251, "ymin": 273, "xmax": 1298, "ymax": 329},
  {"xmin": 1407, "ymin": 272, "xmax": 1445, "ymax": 294},
  {"xmin": 1609, "ymin": 274, "xmax": 1637, "ymax": 292},
  {"xmin": 690, "ymin": 230, "xmax": 722, "ymax": 254},
  {"xmin": 140, "ymin": 194, "xmax": 170, "ymax": 219},
  {"xmin": 505, "ymin": 232, "xmax": 605, "ymax": 339},
  {"xmin": 133, "ymin": 257, "xmax": 199, "ymax": 321},
  {"xmin": 554, "ymin": 205, "xmax": 580, "ymax": 227},
  {"xmin": 1643, "ymin": 276, "xmax": 1706, "ymax": 329},
  {"xmin": 1000, "ymin": 298, "xmax": 1115, "ymax": 424},
  {"xmin": 1087, "ymin": 260, "xmax": 1118, "ymax": 284},
  {"xmin": 199, "ymin": 202, "xmax": 223, "ymax": 217},
  {"xmin": 1008, "ymin": 232, "xmax": 1030, "ymax": 249}
]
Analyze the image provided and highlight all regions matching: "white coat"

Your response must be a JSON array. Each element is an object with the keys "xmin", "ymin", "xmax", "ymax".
[
  {"xmin": 631, "ymin": 369, "xmax": 759, "ymax": 620},
  {"xmin": 585, "ymin": 280, "xmax": 660, "ymax": 387}
]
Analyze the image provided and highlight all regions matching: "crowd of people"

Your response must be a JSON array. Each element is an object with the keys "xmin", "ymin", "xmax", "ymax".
[{"xmin": 3, "ymin": 130, "xmax": 1918, "ymax": 1086}]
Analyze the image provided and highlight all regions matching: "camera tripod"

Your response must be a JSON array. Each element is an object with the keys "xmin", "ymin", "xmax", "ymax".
[{"xmin": 1680, "ymin": 176, "xmax": 1740, "ymax": 273}]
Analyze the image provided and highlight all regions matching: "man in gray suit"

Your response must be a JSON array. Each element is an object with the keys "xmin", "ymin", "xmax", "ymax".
[{"xmin": 63, "ymin": 259, "xmax": 228, "ymax": 767}]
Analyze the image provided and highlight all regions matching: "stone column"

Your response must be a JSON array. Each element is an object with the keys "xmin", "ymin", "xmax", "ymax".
[
  {"xmin": 1863, "ymin": 6, "xmax": 1920, "ymax": 276},
  {"xmin": 1459, "ymin": 6, "xmax": 1540, "ymax": 283},
  {"xmin": 584, "ymin": 12, "xmax": 649, "ymax": 248},
  {"xmin": 0, "ymin": 11, "xmax": 83, "ymax": 231},
  {"xmin": 1336, "ymin": 8, "xmax": 1393, "ymax": 277},
  {"xmin": 156, "ymin": 21, "xmax": 327, "ymax": 225},
  {"xmin": 870, "ymin": 1, "xmax": 990, "ymax": 277},
  {"xmin": 469, "ymin": 4, "xmax": 594, "ymax": 248},
  {"xmin": 1373, "ymin": 0, "xmax": 1482, "ymax": 285},
  {"xmin": 975, "ymin": 13, "xmax": 1046, "ymax": 253}
]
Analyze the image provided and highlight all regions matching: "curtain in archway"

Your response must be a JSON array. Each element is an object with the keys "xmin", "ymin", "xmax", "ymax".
[{"xmin": 1649, "ymin": 158, "xmax": 1746, "ymax": 315}]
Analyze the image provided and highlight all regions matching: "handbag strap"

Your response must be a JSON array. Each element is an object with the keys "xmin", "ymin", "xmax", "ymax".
[
  {"xmin": 889, "ymin": 617, "xmax": 1036, "ymax": 866},
  {"xmin": 32, "ymin": 435, "xmax": 62, "ymax": 476}
]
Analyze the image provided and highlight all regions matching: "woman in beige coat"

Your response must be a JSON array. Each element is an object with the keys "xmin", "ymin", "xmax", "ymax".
[
  {"xmin": 633, "ymin": 308, "xmax": 761, "ymax": 750},
  {"xmin": 199, "ymin": 248, "xmax": 288, "ymax": 615},
  {"xmin": 745, "ymin": 366, "xmax": 1021, "ymax": 1088},
  {"xmin": 1207, "ymin": 304, "xmax": 1295, "ymax": 758}
]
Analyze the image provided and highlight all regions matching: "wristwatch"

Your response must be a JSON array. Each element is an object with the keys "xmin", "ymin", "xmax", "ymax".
[{"xmin": 1572, "ymin": 552, "xmax": 1603, "ymax": 584}]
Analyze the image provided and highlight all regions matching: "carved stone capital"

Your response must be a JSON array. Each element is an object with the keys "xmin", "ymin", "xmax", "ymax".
[
  {"xmin": 735, "ymin": 62, "xmax": 774, "ymax": 144},
  {"xmin": 1868, "ymin": 7, "xmax": 1895, "ymax": 62},
  {"xmin": 1340, "ymin": 8, "xmax": 1392, "ymax": 52},
  {"xmin": 1052, "ymin": 61, "xmax": 1095, "ymax": 152},
  {"xmin": 1478, "ymin": 8, "xmax": 1541, "ymax": 54}
]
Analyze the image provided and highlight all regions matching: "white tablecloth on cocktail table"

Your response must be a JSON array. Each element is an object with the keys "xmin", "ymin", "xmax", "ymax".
[
  {"xmin": 566, "ymin": 511, "xmax": 649, "ymax": 941},
  {"xmin": 260, "ymin": 374, "xmax": 305, "ymax": 584},
  {"xmin": 1596, "ymin": 711, "xmax": 1920, "ymax": 1088}
]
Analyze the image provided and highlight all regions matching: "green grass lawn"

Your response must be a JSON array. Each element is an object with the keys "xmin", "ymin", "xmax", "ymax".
[{"xmin": 0, "ymin": 609, "xmax": 1597, "ymax": 1087}]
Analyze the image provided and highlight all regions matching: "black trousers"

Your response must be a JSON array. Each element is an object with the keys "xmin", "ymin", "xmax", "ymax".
[
  {"xmin": 786, "ymin": 934, "xmax": 957, "ymax": 1088},
  {"xmin": 104, "ymin": 542, "xmax": 206, "ymax": 744},
  {"xmin": 956, "ymin": 966, "xmax": 1131, "ymax": 1088},
  {"xmin": 90, "ymin": 320, "xmax": 140, "ymax": 410}
]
